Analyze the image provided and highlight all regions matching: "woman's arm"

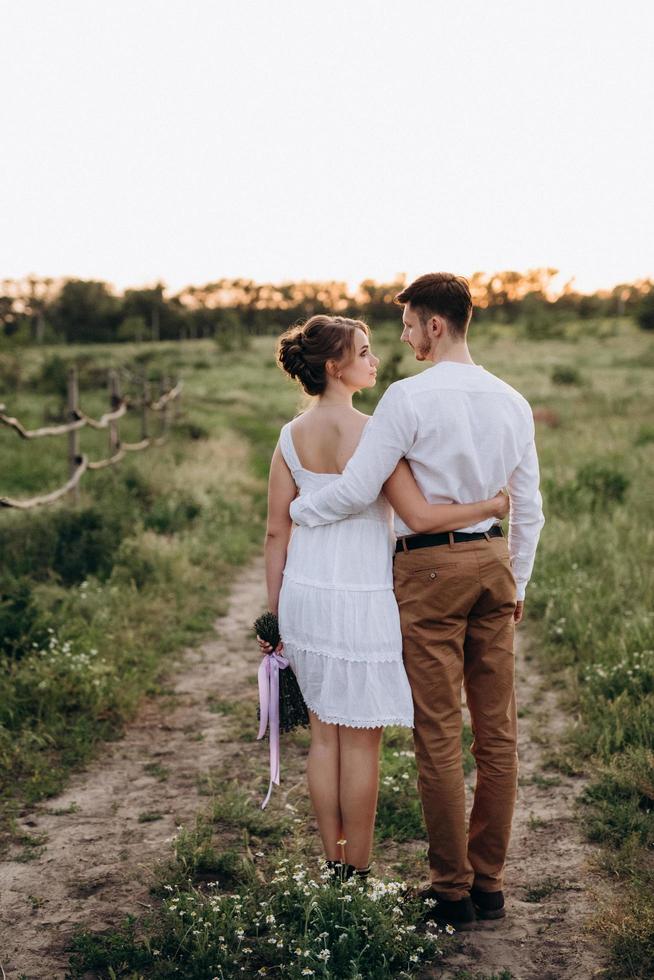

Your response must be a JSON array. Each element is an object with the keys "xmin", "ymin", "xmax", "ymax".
[
  {"xmin": 383, "ymin": 459, "xmax": 508, "ymax": 533},
  {"xmin": 264, "ymin": 442, "xmax": 297, "ymax": 615}
]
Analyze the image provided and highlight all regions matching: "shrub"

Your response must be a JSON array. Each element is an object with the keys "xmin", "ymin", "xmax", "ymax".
[
  {"xmin": 0, "ymin": 503, "xmax": 130, "ymax": 586},
  {"xmin": 0, "ymin": 352, "xmax": 22, "ymax": 392},
  {"xmin": 145, "ymin": 494, "xmax": 202, "ymax": 534},
  {"xmin": 551, "ymin": 365, "xmax": 582, "ymax": 386},
  {"xmin": 110, "ymin": 538, "xmax": 157, "ymax": 591},
  {"xmin": 73, "ymin": 354, "xmax": 114, "ymax": 389},
  {"xmin": 0, "ymin": 579, "xmax": 49, "ymax": 661},
  {"xmin": 118, "ymin": 465, "xmax": 157, "ymax": 509},
  {"xmin": 51, "ymin": 507, "xmax": 124, "ymax": 585},
  {"xmin": 176, "ymin": 419, "xmax": 210, "ymax": 441},
  {"xmin": 635, "ymin": 425, "xmax": 654, "ymax": 447},
  {"xmin": 575, "ymin": 462, "xmax": 629, "ymax": 509},
  {"xmin": 214, "ymin": 313, "xmax": 251, "ymax": 352},
  {"xmin": 636, "ymin": 289, "xmax": 654, "ymax": 331},
  {"xmin": 521, "ymin": 308, "xmax": 566, "ymax": 340},
  {"xmin": 37, "ymin": 354, "xmax": 68, "ymax": 396},
  {"xmin": 1, "ymin": 630, "xmax": 119, "ymax": 735},
  {"xmin": 543, "ymin": 461, "xmax": 630, "ymax": 516}
]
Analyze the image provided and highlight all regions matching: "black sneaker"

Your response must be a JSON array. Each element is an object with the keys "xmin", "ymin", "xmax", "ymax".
[
  {"xmin": 418, "ymin": 886, "xmax": 477, "ymax": 930},
  {"xmin": 471, "ymin": 886, "xmax": 505, "ymax": 920}
]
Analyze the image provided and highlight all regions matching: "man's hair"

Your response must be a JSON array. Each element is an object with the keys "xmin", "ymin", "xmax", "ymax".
[{"xmin": 394, "ymin": 273, "xmax": 473, "ymax": 339}]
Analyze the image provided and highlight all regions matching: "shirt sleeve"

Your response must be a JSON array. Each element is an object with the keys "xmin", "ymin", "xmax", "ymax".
[
  {"xmin": 507, "ymin": 415, "xmax": 545, "ymax": 601},
  {"xmin": 289, "ymin": 382, "xmax": 418, "ymax": 527}
]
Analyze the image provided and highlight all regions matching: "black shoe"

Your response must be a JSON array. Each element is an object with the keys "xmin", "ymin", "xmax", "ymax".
[
  {"xmin": 351, "ymin": 864, "xmax": 371, "ymax": 886},
  {"xmin": 325, "ymin": 860, "xmax": 350, "ymax": 882},
  {"xmin": 418, "ymin": 886, "xmax": 476, "ymax": 930},
  {"xmin": 471, "ymin": 887, "xmax": 505, "ymax": 920},
  {"xmin": 325, "ymin": 861, "xmax": 370, "ymax": 883}
]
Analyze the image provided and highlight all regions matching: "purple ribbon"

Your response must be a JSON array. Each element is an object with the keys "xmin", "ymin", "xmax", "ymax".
[{"xmin": 257, "ymin": 650, "xmax": 289, "ymax": 809}]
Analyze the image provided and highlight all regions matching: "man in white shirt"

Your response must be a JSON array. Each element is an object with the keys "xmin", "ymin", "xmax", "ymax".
[{"xmin": 290, "ymin": 273, "xmax": 544, "ymax": 927}]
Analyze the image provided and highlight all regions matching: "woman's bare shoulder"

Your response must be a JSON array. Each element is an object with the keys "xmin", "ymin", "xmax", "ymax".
[
  {"xmin": 345, "ymin": 408, "xmax": 371, "ymax": 437},
  {"xmin": 288, "ymin": 408, "xmax": 317, "ymax": 435},
  {"xmin": 351, "ymin": 407, "xmax": 371, "ymax": 425},
  {"xmin": 290, "ymin": 405, "xmax": 367, "ymax": 429}
]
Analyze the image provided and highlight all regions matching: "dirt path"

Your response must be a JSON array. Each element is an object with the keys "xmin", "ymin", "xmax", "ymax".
[
  {"xmin": 0, "ymin": 560, "xmax": 269, "ymax": 979},
  {"xmin": 437, "ymin": 641, "xmax": 610, "ymax": 980},
  {"xmin": 1, "ymin": 557, "xmax": 609, "ymax": 979}
]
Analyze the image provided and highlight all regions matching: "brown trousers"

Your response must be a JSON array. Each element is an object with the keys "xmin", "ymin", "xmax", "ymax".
[{"xmin": 393, "ymin": 534, "xmax": 518, "ymax": 901}]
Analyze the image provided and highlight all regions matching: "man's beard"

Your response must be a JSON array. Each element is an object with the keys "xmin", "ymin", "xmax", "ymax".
[{"xmin": 414, "ymin": 322, "xmax": 432, "ymax": 360}]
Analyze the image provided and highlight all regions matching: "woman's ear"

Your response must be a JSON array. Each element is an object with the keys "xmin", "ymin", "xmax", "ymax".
[{"xmin": 325, "ymin": 358, "xmax": 340, "ymax": 379}]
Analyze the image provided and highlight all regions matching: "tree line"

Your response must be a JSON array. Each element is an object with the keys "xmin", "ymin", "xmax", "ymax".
[{"xmin": 1, "ymin": 270, "xmax": 653, "ymax": 345}]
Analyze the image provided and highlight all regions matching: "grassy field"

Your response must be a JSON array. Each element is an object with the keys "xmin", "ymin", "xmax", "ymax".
[
  {"xmin": 2, "ymin": 316, "xmax": 653, "ymax": 976},
  {"xmin": 0, "ymin": 338, "xmax": 291, "ymax": 827}
]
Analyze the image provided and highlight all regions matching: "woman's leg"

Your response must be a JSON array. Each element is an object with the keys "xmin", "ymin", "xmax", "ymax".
[
  {"xmin": 338, "ymin": 726, "xmax": 383, "ymax": 869},
  {"xmin": 307, "ymin": 711, "xmax": 342, "ymax": 860}
]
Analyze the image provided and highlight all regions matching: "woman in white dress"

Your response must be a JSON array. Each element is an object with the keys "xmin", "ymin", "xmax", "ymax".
[{"xmin": 262, "ymin": 315, "xmax": 509, "ymax": 879}]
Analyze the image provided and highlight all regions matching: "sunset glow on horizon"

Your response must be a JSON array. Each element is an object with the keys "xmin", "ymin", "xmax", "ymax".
[{"xmin": 1, "ymin": 0, "xmax": 653, "ymax": 297}]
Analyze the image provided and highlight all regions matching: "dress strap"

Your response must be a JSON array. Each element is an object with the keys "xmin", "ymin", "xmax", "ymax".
[{"xmin": 279, "ymin": 421, "xmax": 303, "ymax": 474}]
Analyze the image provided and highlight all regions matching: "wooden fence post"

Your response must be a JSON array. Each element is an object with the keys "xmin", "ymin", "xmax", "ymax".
[
  {"xmin": 109, "ymin": 370, "xmax": 121, "ymax": 455},
  {"xmin": 160, "ymin": 375, "xmax": 169, "ymax": 441},
  {"xmin": 67, "ymin": 366, "xmax": 80, "ymax": 504},
  {"xmin": 141, "ymin": 378, "xmax": 149, "ymax": 441},
  {"xmin": 174, "ymin": 378, "xmax": 181, "ymax": 426}
]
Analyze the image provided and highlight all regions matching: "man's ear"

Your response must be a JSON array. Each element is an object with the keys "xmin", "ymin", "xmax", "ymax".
[{"xmin": 430, "ymin": 316, "xmax": 446, "ymax": 337}]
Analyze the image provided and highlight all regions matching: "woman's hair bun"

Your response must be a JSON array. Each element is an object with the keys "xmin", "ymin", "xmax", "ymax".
[
  {"xmin": 277, "ymin": 331, "xmax": 307, "ymax": 382},
  {"xmin": 276, "ymin": 315, "xmax": 369, "ymax": 397}
]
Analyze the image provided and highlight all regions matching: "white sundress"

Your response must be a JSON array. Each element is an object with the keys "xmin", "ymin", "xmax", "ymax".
[{"xmin": 277, "ymin": 420, "xmax": 414, "ymax": 729}]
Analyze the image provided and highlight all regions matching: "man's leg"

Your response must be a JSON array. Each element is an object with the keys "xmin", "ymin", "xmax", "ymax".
[
  {"xmin": 394, "ymin": 547, "xmax": 478, "ymax": 901},
  {"xmin": 464, "ymin": 539, "xmax": 518, "ymax": 894}
]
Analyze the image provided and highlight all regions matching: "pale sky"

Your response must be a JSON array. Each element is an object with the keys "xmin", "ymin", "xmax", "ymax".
[{"xmin": 1, "ymin": 0, "xmax": 653, "ymax": 295}]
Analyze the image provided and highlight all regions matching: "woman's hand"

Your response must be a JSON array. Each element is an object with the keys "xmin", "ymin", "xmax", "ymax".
[
  {"xmin": 257, "ymin": 635, "xmax": 284, "ymax": 656},
  {"xmin": 384, "ymin": 459, "xmax": 513, "ymax": 534},
  {"xmin": 491, "ymin": 488, "xmax": 510, "ymax": 520}
]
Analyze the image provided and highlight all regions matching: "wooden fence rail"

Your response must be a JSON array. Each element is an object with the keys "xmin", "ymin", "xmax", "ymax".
[{"xmin": 0, "ymin": 367, "xmax": 182, "ymax": 510}]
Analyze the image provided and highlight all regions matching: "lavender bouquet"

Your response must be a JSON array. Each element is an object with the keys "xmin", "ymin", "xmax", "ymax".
[{"xmin": 254, "ymin": 612, "xmax": 309, "ymax": 734}]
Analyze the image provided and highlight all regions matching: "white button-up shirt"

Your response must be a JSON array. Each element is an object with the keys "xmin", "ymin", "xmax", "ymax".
[{"xmin": 289, "ymin": 360, "xmax": 545, "ymax": 600}]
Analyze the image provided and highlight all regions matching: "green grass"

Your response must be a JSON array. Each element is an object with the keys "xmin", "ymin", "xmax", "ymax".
[
  {"xmin": 499, "ymin": 324, "xmax": 654, "ymax": 977},
  {"xmin": 3, "ymin": 320, "xmax": 654, "ymax": 974},
  {"xmin": 67, "ymin": 787, "xmax": 453, "ymax": 979},
  {"xmin": 138, "ymin": 811, "xmax": 164, "ymax": 823},
  {"xmin": 0, "ymin": 338, "xmax": 299, "ymax": 840},
  {"xmin": 524, "ymin": 877, "xmax": 561, "ymax": 903},
  {"xmin": 375, "ymin": 724, "xmax": 475, "ymax": 843},
  {"xmin": 143, "ymin": 763, "xmax": 170, "ymax": 782}
]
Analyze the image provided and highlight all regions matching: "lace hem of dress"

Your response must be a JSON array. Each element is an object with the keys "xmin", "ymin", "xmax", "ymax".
[
  {"xmin": 302, "ymin": 696, "xmax": 413, "ymax": 730},
  {"xmin": 282, "ymin": 639, "xmax": 402, "ymax": 664}
]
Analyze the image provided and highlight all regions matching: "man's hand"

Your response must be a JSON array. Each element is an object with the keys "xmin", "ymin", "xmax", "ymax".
[{"xmin": 514, "ymin": 601, "xmax": 524, "ymax": 624}]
